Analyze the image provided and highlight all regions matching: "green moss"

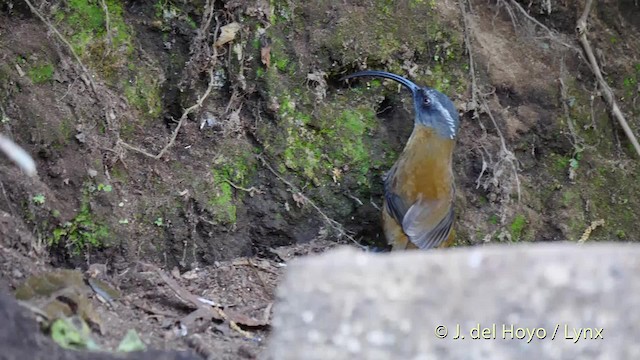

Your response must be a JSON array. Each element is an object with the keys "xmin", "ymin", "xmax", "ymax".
[
  {"xmin": 54, "ymin": 0, "xmax": 163, "ymax": 122},
  {"xmin": 28, "ymin": 63, "xmax": 54, "ymax": 84},
  {"xmin": 208, "ymin": 151, "xmax": 257, "ymax": 225},
  {"xmin": 551, "ymin": 154, "xmax": 570, "ymax": 174},
  {"xmin": 330, "ymin": 109, "xmax": 377, "ymax": 185},
  {"xmin": 52, "ymin": 117, "xmax": 75, "ymax": 150},
  {"xmin": 49, "ymin": 185, "xmax": 110, "ymax": 255},
  {"xmin": 209, "ymin": 170, "xmax": 236, "ymax": 224},
  {"xmin": 509, "ymin": 214, "xmax": 526, "ymax": 241},
  {"xmin": 124, "ymin": 74, "xmax": 163, "ymax": 120},
  {"xmin": 269, "ymin": 0, "xmax": 293, "ymax": 25},
  {"xmin": 274, "ymin": 58, "xmax": 290, "ymax": 73},
  {"xmin": 262, "ymin": 86, "xmax": 380, "ymax": 188},
  {"xmin": 255, "ymin": 0, "xmax": 467, "ymax": 220},
  {"xmin": 488, "ymin": 214, "xmax": 499, "ymax": 225},
  {"xmin": 269, "ymin": 37, "xmax": 295, "ymax": 75},
  {"xmin": 185, "ymin": 15, "xmax": 197, "ymax": 29},
  {"xmin": 110, "ymin": 165, "xmax": 128, "ymax": 182},
  {"xmin": 57, "ymin": 0, "xmax": 133, "ymax": 60}
]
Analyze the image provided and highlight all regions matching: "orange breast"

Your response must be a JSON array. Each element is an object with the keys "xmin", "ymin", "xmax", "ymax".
[{"xmin": 392, "ymin": 126, "xmax": 456, "ymax": 203}]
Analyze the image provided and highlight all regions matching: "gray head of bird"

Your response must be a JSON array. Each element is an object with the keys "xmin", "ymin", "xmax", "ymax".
[{"xmin": 341, "ymin": 70, "xmax": 460, "ymax": 140}]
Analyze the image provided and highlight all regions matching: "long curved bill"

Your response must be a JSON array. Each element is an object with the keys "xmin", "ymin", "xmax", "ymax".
[{"xmin": 340, "ymin": 70, "xmax": 420, "ymax": 93}]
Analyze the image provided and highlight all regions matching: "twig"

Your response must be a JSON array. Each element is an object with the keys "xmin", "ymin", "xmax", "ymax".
[
  {"xmin": 131, "ymin": 300, "xmax": 177, "ymax": 318},
  {"xmin": 482, "ymin": 97, "xmax": 522, "ymax": 202},
  {"xmin": 559, "ymin": 62, "xmax": 583, "ymax": 153},
  {"xmin": 100, "ymin": 0, "xmax": 112, "ymax": 50},
  {"xmin": 138, "ymin": 262, "xmax": 257, "ymax": 339},
  {"xmin": 369, "ymin": 199, "xmax": 381, "ymax": 211},
  {"xmin": 140, "ymin": 262, "xmax": 204, "ymax": 308},
  {"xmin": 459, "ymin": 0, "xmax": 479, "ymax": 118},
  {"xmin": 119, "ymin": 68, "xmax": 216, "ymax": 159},
  {"xmin": 459, "ymin": 0, "xmax": 522, "ymax": 202},
  {"xmin": 120, "ymin": 12, "xmax": 223, "ymax": 160},
  {"xmin": 346, "ymin": 193, "xmax": 364, "ymax": 206},
  {"xmin": 223, "ymin": 178, "xmax": 264, "ymax": 197},
  {"xmin": 256, "ymin": 154, "xmax": 366, "ymax": 250},
  {"xmin": 0, "ymin": 180, "xmax": 15, "ymax": 216},
  {"xmin": 576, "ymin": 0, "xmax": 640, "ymax": 158},
  {"xmin": 508, "ymin": 0, "xmax": 579, "ymax": 52}
]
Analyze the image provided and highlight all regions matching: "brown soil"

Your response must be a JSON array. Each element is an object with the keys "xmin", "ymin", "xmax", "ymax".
[{"xmin": 1, "ymin": 0, "xmax": 639, "ymax": 358}]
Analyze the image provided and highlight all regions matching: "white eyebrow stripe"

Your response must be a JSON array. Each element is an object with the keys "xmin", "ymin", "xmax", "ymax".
[{"xmin": 428, "ymin": 90, "xmax": 456, "ymax": 136}]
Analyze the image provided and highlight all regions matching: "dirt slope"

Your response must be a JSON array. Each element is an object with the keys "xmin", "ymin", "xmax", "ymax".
[{"xmin": 0, "ymin": 0, "xmax": 639, "ymax": 357}]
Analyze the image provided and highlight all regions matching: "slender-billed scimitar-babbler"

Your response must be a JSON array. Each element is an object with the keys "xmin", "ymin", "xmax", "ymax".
[{"xmin": 342, "ymin": 70, "xmax": 460, "ymax": 251}]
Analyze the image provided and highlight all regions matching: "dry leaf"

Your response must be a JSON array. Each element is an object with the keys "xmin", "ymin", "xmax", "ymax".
[
  {"xmin": 261, "ymin": 45, "xmax": 271, "ymax": 68},
  {"xmin": 214, "ymin": 22, "xmax": 241, "ymax": 47},
  {"xmin": 578, "ymin": 219, "xmax": 605, "ymax": 244},
  {"xmin": 225, "ymin": 308, "xmax": 269, "ymax": 327},
  {"xmin": 292, "ymin": 193, "xmax": 305, "ymax": 208},
  {"xmin": 331, "ymin": 167, "xmax": 342, "ymax": 183}
]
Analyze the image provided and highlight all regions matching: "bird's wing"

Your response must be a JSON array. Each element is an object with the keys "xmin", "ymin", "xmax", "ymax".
[
  {"xmin": 383, "ymin": 165, "xmax": 409, "ymax": 223},
  {"xmin": 401, "ymin": 195, "xmax": 454, "ymax": 250}
]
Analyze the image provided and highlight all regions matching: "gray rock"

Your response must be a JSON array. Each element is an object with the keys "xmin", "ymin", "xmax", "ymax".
[{"xmin": 267, "ymin": 243, "xmax": 640, "ymax": 360}]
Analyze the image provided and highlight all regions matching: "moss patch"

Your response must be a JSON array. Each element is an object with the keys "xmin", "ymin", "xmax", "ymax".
[
  {"xmin": 53, "ymin": 0, "xmax": 163, "ymax": 121},
  {"xmin": 28, "ymin": 63, "xmax": 54, "ymax": 84},
  {"xmin": 50, "ymin": 184, "xmax": 110, "ymax": 255},
  {"xmin": 208, "ymin": 149, "xmax": 257, "ymax": 225},
  {"xmin": 509, "ymin": 214, "xmax": 526, "ymax": 241},
  {"xmin": 251, "ymin": 1, "xmax": 468, "ymax": 222}
]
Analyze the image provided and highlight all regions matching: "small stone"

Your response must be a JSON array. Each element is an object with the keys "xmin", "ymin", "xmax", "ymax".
[
  {"xmin": 75, "ymin": 132, "xmax": 86, "ymax": 143},
  {"xmin": 11, "ymin": 269, "xmax": 23, "ymax": 279}
]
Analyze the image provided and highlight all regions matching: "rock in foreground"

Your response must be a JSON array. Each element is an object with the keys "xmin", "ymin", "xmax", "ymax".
[{"xmin": 267, "ymin": 243, "xmax": 640, "ymax": 359}]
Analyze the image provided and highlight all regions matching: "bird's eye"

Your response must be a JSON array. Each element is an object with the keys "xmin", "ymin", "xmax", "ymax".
[{"xmin": 423, "ymin": 97, "xmax": 432, "ymax": 107}]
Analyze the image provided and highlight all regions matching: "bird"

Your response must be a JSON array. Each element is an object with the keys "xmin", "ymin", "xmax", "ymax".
[{"xmin": 342, "ymin": 70, "xmax": 460, "ymax": 251}]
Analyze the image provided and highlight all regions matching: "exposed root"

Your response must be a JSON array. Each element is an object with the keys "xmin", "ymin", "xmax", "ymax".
[
  {"xmin": 459, "ymin": 0, "xmax": 522, "ymax": 203},
  {"xmin": 256, "ymin": 154, "xmax": 367, "ymax": 250},
  {"xmin": 578, "ymin": 219, "xmax": 605, "ymax": 244},
  {"xmin": 224, "ymin": 178, "xmax": 265, "ymax": 197},
  {"xmin": 118, "ymin": 67, "xmax": 217, "ymax": 159},
  {"xmin": 576, "ymin": 0, "xmax": 640, "ymax": 158},
  {"xmin": 100, "ymin": 0, "xmax": 112, "ymax": 51},
  {"xmin": 505, "ymin": 0, "xmax": 579, "ymax": 53}
]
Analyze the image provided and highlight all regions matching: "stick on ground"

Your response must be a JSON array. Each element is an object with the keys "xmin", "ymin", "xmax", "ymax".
[{"xmin": 576, "ymin": 0, "xmax": 640, "ymax": 158}]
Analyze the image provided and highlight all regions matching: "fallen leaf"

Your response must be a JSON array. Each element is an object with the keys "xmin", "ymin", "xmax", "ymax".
[
  {"xmin": 214, "ymin": 22, "xmax": 242, "ymax": 47},
  {"xmin": 15, "ymin": 63, "xmax": 25, "ymax": 77},
  {"xmin": 331, "ymin": 168, "xmax": 342, "ymax": 183},
  {"xmin": 116, "ymin": 329, "xmax": 146, "ymax": 352},
  {"xmin": 50, "ymin": 316, "xmax": 101, "ymax": 351},
  {"xmin": 261, "ymin": 45, "xmax": 271, "ymax": 68},
  {"xmin": 260, "ymin": 34, "xmax": 272, "ymax": 68},
  {"xmin": 292, "ymin": 193, "xmax": 305, "ymax": 207},
  {"xmin": 170, "ymin": 266, "xmax": 181, "ymax": 279},
  {"xmin": 225, "ymin": 308, "xmax": 269, "ymax": 327}
]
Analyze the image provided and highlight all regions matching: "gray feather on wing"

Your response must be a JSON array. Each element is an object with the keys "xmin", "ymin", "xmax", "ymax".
[{"xmin": 402, "ymin": 199, "xmax": 454, "ymax": 250}]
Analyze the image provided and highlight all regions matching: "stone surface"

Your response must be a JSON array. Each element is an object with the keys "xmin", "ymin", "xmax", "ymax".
[{"xmin": 267, "ymin": 243, "xmax": 640, "ymax": 359}]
